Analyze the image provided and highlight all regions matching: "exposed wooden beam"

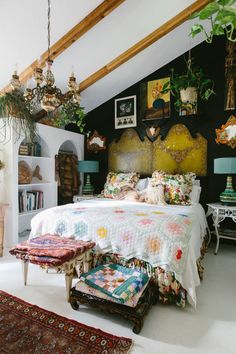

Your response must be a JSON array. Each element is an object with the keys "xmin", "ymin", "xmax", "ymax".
[
  {"xmin": 79, "ymin": 0, "xmax": 210, "ymax": 92},
  {"xmin": 1, "ymin": 0, "xmax": 125, "ymax": 93}
]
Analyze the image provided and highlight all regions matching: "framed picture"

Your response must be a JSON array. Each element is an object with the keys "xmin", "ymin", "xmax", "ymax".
[
  {"xmin": 114, "ymin": 95, "xmax": 137, "ymax": 129},
  {"xmin": 140, "ymin": 77, "xmax": 170, "ymax": 120}
]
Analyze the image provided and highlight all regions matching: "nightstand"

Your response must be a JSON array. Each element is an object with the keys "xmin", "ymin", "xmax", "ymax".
[
  {"xmin": 73, "ymin": 195, "xmax": 97, "ymax": 203},
  {"xmin": 206, "ymin": 203, "xmax": 236, "ymax": 254}
]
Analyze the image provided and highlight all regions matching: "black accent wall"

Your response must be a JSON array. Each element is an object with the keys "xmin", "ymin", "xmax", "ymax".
[{"xmin": 68, "ymin": 36, "xmax": 236, "ymax": 210}]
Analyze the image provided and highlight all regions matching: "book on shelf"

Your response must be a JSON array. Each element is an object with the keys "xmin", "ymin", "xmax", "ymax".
[{"xmin": 18, "ymin": 190, "xmax": 44, "ymax": 213}]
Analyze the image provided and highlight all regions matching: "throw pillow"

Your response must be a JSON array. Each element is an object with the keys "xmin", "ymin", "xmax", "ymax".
[
  {"xmin": 103, "ymin": 172, "xmax": 140, "ymax": 199},
  {"xmin": 151, "ymin": 170, "xmax": 196, "ymax": 205}
]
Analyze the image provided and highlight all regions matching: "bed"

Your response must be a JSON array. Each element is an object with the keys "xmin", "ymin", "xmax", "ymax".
[
  {"xmin": 30, "ymin": 198, "xmax": 207, "ymax": 308},
  {"xmin": 29, "ymin": 125, "xmax": 208, "ymax": 308}
]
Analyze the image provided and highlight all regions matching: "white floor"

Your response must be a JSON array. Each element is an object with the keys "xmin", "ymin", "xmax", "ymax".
[{"xmin": 1, "ymin": 242, "xmax": 236, "ymax": 354}]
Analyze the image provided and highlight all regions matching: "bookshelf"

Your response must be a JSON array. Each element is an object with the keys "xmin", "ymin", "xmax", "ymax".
[{"xmin": 0, "ymin": 122, "xmax": 84, "ymax": 247}]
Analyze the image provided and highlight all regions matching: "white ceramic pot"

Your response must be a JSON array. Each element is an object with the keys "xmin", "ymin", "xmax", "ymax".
[{"xmin": 180, "ymin": 87, "xmax": 198, "ymax": 103}]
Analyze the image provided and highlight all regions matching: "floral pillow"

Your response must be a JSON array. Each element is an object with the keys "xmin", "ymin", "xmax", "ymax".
[
  {"xmin": 151, "ymin": 170, "xmax": 196, "ymax": 205},
  {"xmin": 103, "ymin": 172, "xmax": 140, "ymax": 199}
]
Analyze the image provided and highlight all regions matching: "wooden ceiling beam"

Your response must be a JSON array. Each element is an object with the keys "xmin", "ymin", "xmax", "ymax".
[
  {"xmin": 1, "ymin": 0, "xmax": 125, "ymax": 93},
  {"xmin": 79, "ymin": 0, "xmax": 210, "ymax": 92}
]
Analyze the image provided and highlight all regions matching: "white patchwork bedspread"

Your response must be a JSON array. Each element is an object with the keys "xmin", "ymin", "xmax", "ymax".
[
  {"xmin": 32, "ymin": 202, "xmax": 192, "ymax": 272},
  {"xmin": 30, "ymin": 199, "xmax": 207, "ymax": 307}
]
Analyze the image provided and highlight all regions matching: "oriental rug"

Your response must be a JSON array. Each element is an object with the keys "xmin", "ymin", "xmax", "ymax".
[{"xmin": 0, "ymin": 290, "xmax": 133, "ymax": 354}]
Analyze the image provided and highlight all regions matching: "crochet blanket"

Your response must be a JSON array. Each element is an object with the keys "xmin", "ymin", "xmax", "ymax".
[{"xmin": 30, "ymin": 203, "xmax": 194, "ymax": 276}]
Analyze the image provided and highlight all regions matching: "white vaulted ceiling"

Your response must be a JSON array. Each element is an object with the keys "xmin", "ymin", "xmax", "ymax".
[{"xmin": 0, "ymin": 0, "xmax": 209, "ymax": 113}]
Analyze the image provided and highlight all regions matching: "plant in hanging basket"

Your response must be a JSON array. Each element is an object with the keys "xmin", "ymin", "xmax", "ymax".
[
  {"xmin": 54, "ymin": 101, "xmax": 86, "ymax": 133},
  {"xmin": 190, "ymin": 0, "xmax": 236, "ymax": 43},
  {"xmin": 161, "ymin": 57, "xmax": 215, "ymax": 111},
  {"xmin": 0, "ymin": 90, "xmax": 37, "ymax": 141}
]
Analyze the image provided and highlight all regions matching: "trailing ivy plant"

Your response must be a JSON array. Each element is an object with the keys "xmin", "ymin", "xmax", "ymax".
[
  {"xmin": 0, "ymin": 90, "xmax": 36, "ymax": 142},
  {"xmin": 161, "ymin": 57, "xmax": 215, "ymax": 110},
  {"xmin": 190, "ymin": 0, "xmax": 236, "ymax": 43},
  {"xmin": 54, "ymin": 101, "xmax": 86, "ymax": 133}
]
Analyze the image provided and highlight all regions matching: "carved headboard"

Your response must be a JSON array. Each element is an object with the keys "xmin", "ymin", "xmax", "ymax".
[{"xmin": 108, "ymin": 125, "xmax": 207, "ymax": 176}]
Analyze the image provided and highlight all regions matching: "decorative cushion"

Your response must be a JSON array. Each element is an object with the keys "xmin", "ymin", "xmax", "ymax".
[
  {"xmin": 103, "ymin": 172, "xmax": 140, "ymax": 199},
  {"xmin": 80, "ymin": 264, "xmax": 149, "ymax": 304},
  {"xmin": 151, "ymin": 171, "xmax": 196, "ymax": 205},
  {"xmin": 135, "ymin": 178, "xmax": 149, "ymax": 191}
]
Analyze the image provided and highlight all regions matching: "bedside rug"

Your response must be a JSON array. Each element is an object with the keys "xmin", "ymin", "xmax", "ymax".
[{"xmin": 0, "ymin": 290, "xmax": 133, "ymax": 354}]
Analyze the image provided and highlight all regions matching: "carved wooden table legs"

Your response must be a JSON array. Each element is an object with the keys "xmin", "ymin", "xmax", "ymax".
[{"xmin": 69, "ymin": 281, "xmax": 158, "ymax": 334}]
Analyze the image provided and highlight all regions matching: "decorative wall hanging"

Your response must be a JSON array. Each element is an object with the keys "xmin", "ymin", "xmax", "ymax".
[
  {"xmin": 87, "ymin": 130, "xmax": 106, "ymax": 153},
  {"xmin": 108, "ymin": 128, "xmax": 153, "ymax": 175},
  {"xmin": 145, "ymin": 125, "xmax": 160, "ymax": 141},
  {"xmin": 114, "ymin": 95, "xmax": 137, "ymax": 129},
  {"xmin": 215, "ymin": 115, "xmax": 236, "ymax": 149},
  {"xmin": 153, "ymin": 124, "xmax": 207, "ymax": 176},
  {"xmin": 140, "ymin": 77, "xmax": 170, "ymax": 120},
  {"xmin": 224, "ymin": 40, "xmax": 236, "ymax": 111}
]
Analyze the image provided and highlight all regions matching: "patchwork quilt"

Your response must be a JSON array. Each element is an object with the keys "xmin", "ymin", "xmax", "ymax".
[
  {"xmin": 30, "ymin": 202, "xmax": 194, "ymax": 276},
  {"xmin": 80, "ymin": 264, "xmax": 149, "ymax": 303}
]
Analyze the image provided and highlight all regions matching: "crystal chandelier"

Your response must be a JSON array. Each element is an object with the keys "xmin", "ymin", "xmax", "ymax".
[{"xmin": 9, "ymin": 0, "xmax": 81, "ymax": 112}]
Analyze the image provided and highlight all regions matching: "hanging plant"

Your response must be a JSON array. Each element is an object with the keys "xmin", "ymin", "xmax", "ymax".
[
  {"xmin": 161, "ymin": 56, "xmax": 215, "ymax": 111},
  {"xmin": 54, "ymin": 101, "xmax": 86, "ymax": 133},
  {"xmin": 190, "ymin": 0, "xmax": 236, "ymax": 43},
  {"xmin": 0, "ymin": 90, "xmax": 37, "ymax": 142}
]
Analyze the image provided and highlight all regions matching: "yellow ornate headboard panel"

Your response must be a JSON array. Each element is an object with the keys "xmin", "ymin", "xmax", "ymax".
[
  {"xmin": 153, "ymin": 124, "xmax": 207, "ymax": 176},
  {"xmin": 108, "ymin": 128, "xmax": 153, "ymax": 174}
]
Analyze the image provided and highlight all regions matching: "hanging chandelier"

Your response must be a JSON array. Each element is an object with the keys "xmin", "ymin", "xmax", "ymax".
[{"xmin": 9, "ymin": 0, "xmax": 81, "ymax": 113}]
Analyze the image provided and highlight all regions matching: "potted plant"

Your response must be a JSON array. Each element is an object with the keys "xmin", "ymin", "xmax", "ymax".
[
  {"xmin": 0, "ymin": 90, "xmax": 36, "ymax": 141},
  {"xmin": 190, "ymin": 0, "xmax": 236, "ymax": 43},
  {"xmin": 161, "ymin": 57, "xmax": 215, "ymax": 113},
  {"xmin": 54, "ymin": 101, "xmax": 86, "ymax": 133}
]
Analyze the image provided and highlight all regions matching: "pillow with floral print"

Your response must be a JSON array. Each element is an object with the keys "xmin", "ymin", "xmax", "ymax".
[
  {"xmin": 151, "ymin": 170, "xmax": 196, "ymax": 205},
  {"xmin": 103, "ymin": 172, "xmax": 140, "ymax": 199}
]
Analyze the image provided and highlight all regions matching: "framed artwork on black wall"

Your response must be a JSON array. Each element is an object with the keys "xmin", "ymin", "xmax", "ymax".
[
  {"xmin": 140, "ymin": 77, "xmax": 171, "ymax": 121},
  {"xmin": 114, "ymin": 95, "xmax": 137, "ymax": 129}
]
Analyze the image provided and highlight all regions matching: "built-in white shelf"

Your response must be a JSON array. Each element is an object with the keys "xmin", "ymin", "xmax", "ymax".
[
  {"xmin": 18, "ymin": 155, "xmax": 52, "ymax": 160},
  {"xmin": 18, "ymin": 182, "xmax": 51, "ymax": 187},
  {"xmin": 19, "ymin": 208, "xmax": 45, "ymax": 217}
]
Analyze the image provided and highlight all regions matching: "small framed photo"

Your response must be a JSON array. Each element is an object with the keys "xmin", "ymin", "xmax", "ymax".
[{"xmin": 114, "ymin": 95, "xmax": 137, "ymax": 129}]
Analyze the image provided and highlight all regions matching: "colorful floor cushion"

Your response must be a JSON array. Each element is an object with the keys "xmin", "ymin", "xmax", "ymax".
[
  {"xmin": 80, "ymin": 264, "xmax": 149, "ymax": 304},
  {"xmin": 75, "ymin": 279, "xmax": 149, "ymax": 308}
]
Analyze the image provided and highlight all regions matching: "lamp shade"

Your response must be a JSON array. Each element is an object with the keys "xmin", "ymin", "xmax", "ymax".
[
  {"xmin": 78, "ymin": 160, "xmax": 99, "ymax": 173},
  {"xmin": 214, "ymin": 157, "xmax": 236, "ymax": 174}
]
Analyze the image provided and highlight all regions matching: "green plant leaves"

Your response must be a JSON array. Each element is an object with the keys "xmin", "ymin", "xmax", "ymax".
[
  {"xmin": 199, "ymin": 2, "xmax": 220, "ymax": 19},
  {"xmin": 189, "ymin": 0, "xmax": 236, "ymax": 42}
]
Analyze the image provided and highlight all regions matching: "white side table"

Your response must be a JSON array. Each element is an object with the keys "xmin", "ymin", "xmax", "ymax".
[
  {"xmin": 73, "ymin": 195, "xmax": 97, "ymax": 203},
  {"xmin": 206, "ymin": 203, "xmax": 236, "ymax": 254}
]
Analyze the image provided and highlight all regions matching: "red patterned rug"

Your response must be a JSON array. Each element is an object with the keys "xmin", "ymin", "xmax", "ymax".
[{"xmin": 0, "ymin": 290, "xmax": 133, "ymax": 354}]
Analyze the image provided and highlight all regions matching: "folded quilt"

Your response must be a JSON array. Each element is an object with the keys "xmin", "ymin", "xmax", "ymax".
[
  {"xmin": 9, "ymin": 234, "xmax": 95, "ymax": 266},
  {"xmin": 80, "ymin": 264, "xmax": 149, "ymax": 304}
]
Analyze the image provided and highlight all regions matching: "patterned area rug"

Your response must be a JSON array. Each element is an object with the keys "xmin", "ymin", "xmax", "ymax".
[{"xmin": 0, "ymin": 290, "xmax": 133, "ymax": 354}]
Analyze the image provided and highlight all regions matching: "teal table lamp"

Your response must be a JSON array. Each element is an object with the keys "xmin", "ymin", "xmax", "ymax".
[
  {"xmin": 214, "ymin": 157, "xmax": 236, "ymax": 205},
  {"xmin": 78, "ymin": 160, "xmax": 99, "ymax": 195}
]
